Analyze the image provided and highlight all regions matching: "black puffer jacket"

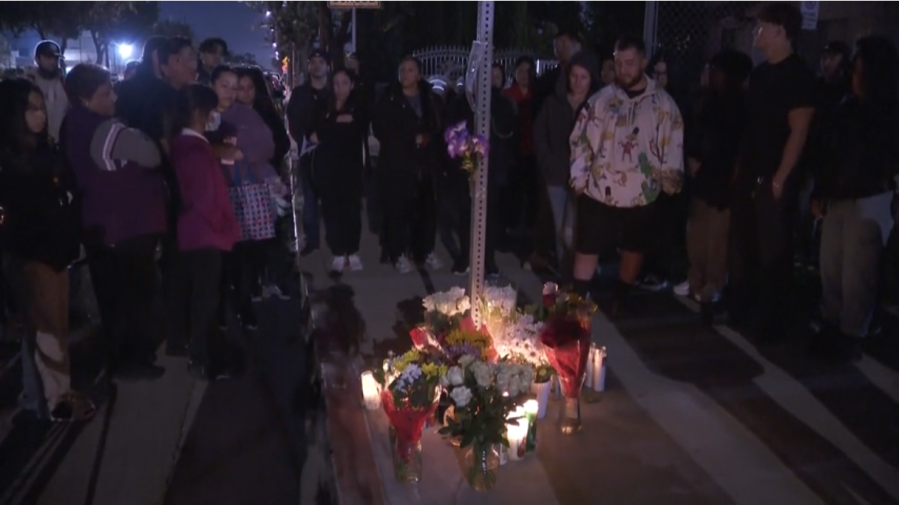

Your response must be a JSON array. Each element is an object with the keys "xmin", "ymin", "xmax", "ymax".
[{"xmin": 371, "ymin": 80, "xmax": 445, "ymax": 194}]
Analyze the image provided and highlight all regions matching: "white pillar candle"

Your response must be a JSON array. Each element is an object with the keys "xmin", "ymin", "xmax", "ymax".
[
  {"xmin": 506, "ymin": 419, "xmax": 528, "ymax": 461},
  {"xmin": 592, "ymin": 347, "xmax": 607, "ymax": 392},
  {"xmin": 360, "ymin": 371, "xmax": 381, "ymax": 410}
]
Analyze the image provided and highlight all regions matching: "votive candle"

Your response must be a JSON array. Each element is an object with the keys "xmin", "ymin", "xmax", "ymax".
[
  {"xmin": 360, "ymin": 371, "xmax": 381, "ymax": 410},
  {"xmin": 524, "ymin": 399, "xmax": 538, "ymax": 452}
]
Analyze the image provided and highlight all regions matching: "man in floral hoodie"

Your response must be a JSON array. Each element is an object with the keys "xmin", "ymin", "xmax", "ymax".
[{"xmin": 568, "ymin": 36, "xmax": 684, "ymax": 314}]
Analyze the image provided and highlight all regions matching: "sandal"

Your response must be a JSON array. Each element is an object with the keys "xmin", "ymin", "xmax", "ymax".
[{"xmin": 50, "ymin": 391, "xmax": 97, "ymax": 422}]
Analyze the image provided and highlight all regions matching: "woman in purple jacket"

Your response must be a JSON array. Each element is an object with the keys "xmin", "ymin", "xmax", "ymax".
[
  {"xmin": 62, "ymin": 63, "xmax": 167, "ymax": 380},
  {"xmin": 210, "ymin": 65, "xmax": 277, "ymax": 331}
]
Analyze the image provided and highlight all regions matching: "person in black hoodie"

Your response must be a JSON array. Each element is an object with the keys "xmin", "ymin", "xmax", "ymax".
[
  {"xmin": 532, "ymin": 50, "xmax": 601, "ymax": 280},
  {"xmin": 0, "ymin": 78, "xmax": 93, "ymax": 422},
  {"xmin": 685, "ymin": 50, "xmax": 752, "ymax": 319},
  {"xmin": 810, "ymin": 35, "xmax": 899, "ymax": 363},
  {"xmin": 444, "ymin": 74, "xmax": 518, "ymax": 276},
  {"xmin": 371, "ymin": 56, "xmax": 445, "ymax": 274},
  {"xmin": 286, "ymin": 49, "xmax": 331, "ymax": 257},
  {"xmin": 310, "ymin": 68, "xmax": 369, "ymax": 275}
]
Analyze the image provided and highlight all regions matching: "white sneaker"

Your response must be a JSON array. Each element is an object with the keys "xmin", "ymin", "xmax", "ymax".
[
  {"xmin": 329, "ymin": 256, "xmax": 347, "ymax": 274},
  {"xmin": 395, "ymin": 255, "xmax": 413, "ymax": 274},
  {"xmin": 424, "ymin": 253, "xmax": 443, "ymax": 270},
  {"xmin": 347, "ymin": 254, "xmax": 363, "ymax": 272},
  {"xmin": 263, "ymin": 284, "xmax": 290, "ymax": 301},
  {"xmin": 673, "ymin": 280, "xmax": 690, "ymax": 297}
]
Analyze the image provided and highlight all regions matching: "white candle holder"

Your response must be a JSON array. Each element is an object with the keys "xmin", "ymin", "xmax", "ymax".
[{"xmin": 505, "ymin": 418, "xmax": 528, "ymax": 461}]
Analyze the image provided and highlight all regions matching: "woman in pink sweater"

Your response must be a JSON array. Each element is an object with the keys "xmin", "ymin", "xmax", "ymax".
[{"xmin": 169, "ymin": 84, "xmax": 241, "ymax": 380}]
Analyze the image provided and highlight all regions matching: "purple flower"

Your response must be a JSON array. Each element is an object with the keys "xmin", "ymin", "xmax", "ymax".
[
  {"xmin": 447, "ymin": 343, "xmax": 482, "ymax": 362},
  {"xmin": 471, "ymin": 134, "xmax": 489, "ymax": 158}
]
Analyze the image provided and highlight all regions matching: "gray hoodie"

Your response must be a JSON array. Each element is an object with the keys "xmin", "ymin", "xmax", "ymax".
[{"xmin": 532, "ymin": 51, "xmax": 601, "ymax": 186}]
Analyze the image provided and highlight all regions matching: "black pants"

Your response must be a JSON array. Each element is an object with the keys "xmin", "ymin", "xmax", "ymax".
[
  {"xmin": 87, "ymin": 235, "xmax": 161, "ymax": 367},
  {"xmin": 224, "ymin": 240, "xmax": 267, "ymax": 319},
  {"xmin": 453, "ymin": 177, "xmax": 501, "ymax": 267},
  {"xmin": 320, "ymin": 176, "xmax": 363, "ymax": 256},
  {"xmin": 728, "ymin": 186, "xmax": 795, "ymax": 327},
  {"xmin": 504, "ymin": 155, "xmax": 539, "ymax": 231},
  {"xmin": 381, "ymin": 173, "xmax": 437, "ymax": 263},
  {"xmin": 169, "ymin": 248, "xmax": 224, "ymax": 366}
]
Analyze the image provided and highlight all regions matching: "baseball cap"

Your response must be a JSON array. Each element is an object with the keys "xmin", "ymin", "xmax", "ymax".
[
  {"xmin": 35, "ymin": 40, "xmax": 63, "ymax": 60},
  {"xmin": 308, "ymin": 49, "xmax": 329, "ymax": 64}
]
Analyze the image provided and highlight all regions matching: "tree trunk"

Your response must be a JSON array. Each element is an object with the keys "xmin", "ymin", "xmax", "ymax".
[{"xmin": 318, "ymin": 3, "xmax": 333, "ymax": 52}]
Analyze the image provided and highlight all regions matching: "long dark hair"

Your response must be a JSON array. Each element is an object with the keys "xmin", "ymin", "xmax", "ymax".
[
  {"xmin": 236, "ymin": 66, "xmax": 277, "ymax": 118},
  {"xmin": 0, "ymin": 78, "xmax": 49, "ymax": 156},
  {"xmin": 327, "ymin": 67, "xmax": 356, "ymax": 114},
  {"xmin": 172, "ymin": 84, "xmax": 219, "ymax": 134}
]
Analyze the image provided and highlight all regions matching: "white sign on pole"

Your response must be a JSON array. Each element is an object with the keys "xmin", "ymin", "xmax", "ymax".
[{"xmin": 800, "ymin": 1, "xmax": 819, "ymax": 31}]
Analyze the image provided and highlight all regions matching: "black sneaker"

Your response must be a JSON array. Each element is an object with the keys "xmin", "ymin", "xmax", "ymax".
[{"xmin": 636, "ymin": 274, "xmax": 669, "ymax": 292}]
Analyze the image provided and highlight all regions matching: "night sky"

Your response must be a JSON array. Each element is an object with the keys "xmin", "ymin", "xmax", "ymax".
[{"xmin": 159, "ymin": 1, "xmax": 272, "ymax": 65}]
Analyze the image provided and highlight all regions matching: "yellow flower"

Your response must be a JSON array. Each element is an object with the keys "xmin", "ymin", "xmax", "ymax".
[
  {"xmin": 392, "ymin": 349, "xmax": 421, "ymax": 373},
  {"xmin": 445, "ymin": 329, "xmax": 492, "ymax": 350}
]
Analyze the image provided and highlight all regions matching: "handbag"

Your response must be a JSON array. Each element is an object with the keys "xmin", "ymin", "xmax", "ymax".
[{"xmin": 227, "ymin": 162, "xmax": 276, "ymax": 242}]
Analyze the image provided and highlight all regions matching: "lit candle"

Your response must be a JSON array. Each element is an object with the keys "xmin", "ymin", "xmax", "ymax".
[
  {"xmin": 506, "ymin": 419, "xmax": 528, "ymax": 461},
  {"xmin": 360, "ymin": 371, "xmax": 381, "ymax": 410},
  {"xmin": 524, "ymin": 399, "xmax": 538, "ymax": 452}
]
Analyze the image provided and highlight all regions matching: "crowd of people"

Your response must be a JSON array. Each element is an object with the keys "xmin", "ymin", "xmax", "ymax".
[
  {"xmin": 0, "ymin": 34, "xmax": 294, "ymax": 422},
  {"xmin": 0, "ymin": 2, "xmax": 897, "ymax": 426}
]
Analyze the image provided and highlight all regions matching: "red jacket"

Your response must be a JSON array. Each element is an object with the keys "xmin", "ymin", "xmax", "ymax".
[
  {"xmin": 503, "ymin": 84, "xmax": 534, "ymax": 157},
  {"xmin": 171, "ymin": 130, "xmax": 240, "ymax": 252}
]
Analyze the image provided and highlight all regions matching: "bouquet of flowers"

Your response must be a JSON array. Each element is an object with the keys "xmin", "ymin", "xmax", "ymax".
[
  {"xmin": 495, "ymin": 313, "xmax": 556, "ymax": 384},
  {"xmin": 375, "ymin": 350, "xmax": 448, "ymax": 482},
  {"xmin": 444, "ymin": 121, "xmax": 489, "ymax": 176},
  {"xmin": 438, "ymin": 355, "xmax": 529, "ymax": 490},
  {"xmin": 444, "ymin": 327, "xmax": 495, "ymax": 363},
  {"xmin": 534, "ymin": 283, "xmax": 596, "ymax": 399},
  {"xmin": 478, "ymin": 285, "xmax": 518, "ymax": 345}
]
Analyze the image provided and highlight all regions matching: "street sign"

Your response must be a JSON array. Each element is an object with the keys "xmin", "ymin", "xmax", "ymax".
[{"xmin": 328, "ymin": 1, "xmax": 381, "ymax": 8}]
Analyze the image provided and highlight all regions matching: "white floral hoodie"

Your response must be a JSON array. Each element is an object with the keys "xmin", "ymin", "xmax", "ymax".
[{"xmin": 569, "ymin": 77, "xmax": 684, "ymax": 208}]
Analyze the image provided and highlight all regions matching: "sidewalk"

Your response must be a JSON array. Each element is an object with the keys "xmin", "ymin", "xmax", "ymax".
[
  {"xmin": 311, "ymin": 222, "xmax": 899, "ymax": 504},
  {"xmin": 0, "ymin": 214, "xmax": 896, "ymax": 504}
]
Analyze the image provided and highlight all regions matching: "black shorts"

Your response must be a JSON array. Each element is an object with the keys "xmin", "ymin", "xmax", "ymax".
[{"xmin": 574, "ymin": 195, "xmax": 671, "ymax": 256}]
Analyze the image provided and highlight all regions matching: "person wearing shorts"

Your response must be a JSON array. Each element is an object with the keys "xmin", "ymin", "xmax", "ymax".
[{"xmin": 569, "ymin": 36, "xmax": 685, "ymax": 314}]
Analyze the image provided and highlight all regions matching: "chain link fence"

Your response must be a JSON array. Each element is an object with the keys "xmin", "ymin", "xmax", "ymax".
[{"xmin": 649, "ymin": 1, "xmax": 759, "ymax": 104}]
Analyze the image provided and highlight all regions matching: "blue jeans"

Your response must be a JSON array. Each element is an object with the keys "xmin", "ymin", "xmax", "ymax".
[{"xmin": 299, "ymin": 157, "xmax": 320, "ymax": 248}]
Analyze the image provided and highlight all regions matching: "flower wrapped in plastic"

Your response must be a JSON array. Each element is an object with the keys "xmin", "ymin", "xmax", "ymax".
[
  {"xmin": 374, "ymin": 350, "xmax": 447, "ymax": 483},
  {"xmin": 444, "ymin": 120, "xmax": 489, "ymax": 176},
  {"xmin": 535, "ymin": 283, "xmax": 596, "ymax": 399},
  {"xmin": 438, "ymin": 355, "xmax": 528, "ymax": 490},
  {"xmin": 419, "ymin": 287, "xmax": 471, "ymax": 341}
]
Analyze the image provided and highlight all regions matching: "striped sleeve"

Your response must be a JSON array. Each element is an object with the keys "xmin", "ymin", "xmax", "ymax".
[
  {"xmin": 89, "ymin": 119, "xmax": 126, "ymax": 172},
  {"xmin": 89, "ymin": 118, "xmax": 161, "ymax": 171}
]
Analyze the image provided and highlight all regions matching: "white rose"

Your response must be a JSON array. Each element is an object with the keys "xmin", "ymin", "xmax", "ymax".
[
  {"xmin": 450, "ymin": 386, "xmax": 473, "ymax": 408},
  {"xmin": 439, "ymin": 374, "xmax": 450, "ymax": 388},
  {"xmin": 448, "ymin": 366, "xmax": 464, "ymax": 386},
  {"xmin": 508, "ymin": 376, "xmax": 522, "ymax": 397},
  {"xmin": 458, "ymin": 354, "xmax": 476, "ymax": 369},
  {"xmin": 471, "ymin": 362, "xmax": 493, "ymax": 388}
]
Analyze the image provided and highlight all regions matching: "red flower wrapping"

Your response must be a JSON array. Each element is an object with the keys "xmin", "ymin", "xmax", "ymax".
[
  {"xmin": 410, "ymin": 326, "xmax": 438, "ymax": 350},
  {"xmin": 539, "ymin": 316, "xmax": 591, "ymax": 398},
  {"xmin": 381, "ymin": 389, "xmax": 439, "ymax": 462}
]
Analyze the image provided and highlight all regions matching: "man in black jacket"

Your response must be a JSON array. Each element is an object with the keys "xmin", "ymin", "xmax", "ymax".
[{"xmin": 286, "ymin": 49, "xmax": 331, "ymax": 257}]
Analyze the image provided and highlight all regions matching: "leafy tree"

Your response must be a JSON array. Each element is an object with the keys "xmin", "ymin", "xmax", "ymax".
[
  {"xmin": 0, "ymin": 4, "xmax": 87, "ymax": 53},
  {"xmin": 82, "ymin": 2, "xmax": 159, "ymax": 67},
  {"xmin": 152, "ymin": 18, "xmax": 195, "ymax": 41}
]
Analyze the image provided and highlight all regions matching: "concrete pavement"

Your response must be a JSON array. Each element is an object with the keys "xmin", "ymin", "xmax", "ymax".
[{"xmin": 0, "ymin": 209, "xmax": 896, "ymax": 504}]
